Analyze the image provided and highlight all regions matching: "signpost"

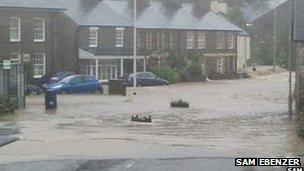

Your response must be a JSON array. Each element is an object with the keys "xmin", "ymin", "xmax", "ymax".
[{"xmin": 3, "ymin": 60, "xmax": 11, "ymax": 70}]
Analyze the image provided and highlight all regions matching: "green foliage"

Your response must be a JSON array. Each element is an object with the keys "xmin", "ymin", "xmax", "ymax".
[
  {"xmin": 151, "ymin": 65, "xmax": 180, "ymax": 83},
  {"xmin": 0, "ymin": 94, "xmax": 16, "ymax": 114},
  {"xmin": 170, "ymin": 99, "xmax": 189, "ymax": 108},
  {"xmin": 150, "ymin": 50, "xmax": 204, "ymax": 83},
  {"xmin": 226, "ymin": 7, "xmax": 246, "ymax": 28},
  {"xmin": 167, "ymin": 50, "xmax": 187, "ymax": 70},
  {"xmin": 254, "ymin": 23, "xmax": 297, "ymax": 68},
  {"xmin": 188, "ymin": 63, "xmax": 203, "ymax": 76}
]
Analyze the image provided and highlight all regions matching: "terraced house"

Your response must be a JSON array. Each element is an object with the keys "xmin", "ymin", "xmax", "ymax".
[
  {"xmin": 0, "ymin": 0, "xmax": 79, "ymax": 83},
  {"xmin": 0, "ymin": 0, "xmax": 248, "ymax": 82}
]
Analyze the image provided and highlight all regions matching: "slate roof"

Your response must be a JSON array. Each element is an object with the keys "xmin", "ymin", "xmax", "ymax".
[
  {"xmin": 61, "ymin": 0, "xmax": 133, "ymax": 27},
  {"xmin": 243, "ymin": 0, "xmax": 288, "ymax": 22},
  {"xmin": 105, "ymin": 0, "xmax": 242, "ymax": 31},
  {"xmin": 0, "ymin": 0, "xmax": 243, "ymax": 31},
  {"xmin": 0, "ymin": 0, "xmax": 65, "ymax": 10}
]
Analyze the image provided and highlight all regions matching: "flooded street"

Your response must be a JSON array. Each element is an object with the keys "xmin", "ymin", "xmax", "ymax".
[{"xmin": 0, "ymin": 72, "xmax": 303, "ymax": 163}]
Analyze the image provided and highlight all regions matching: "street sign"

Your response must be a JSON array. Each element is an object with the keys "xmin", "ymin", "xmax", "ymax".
[
  {"xmin": 293, "ymin": 0, "xmax": 304, "ymax": 41},
  {"xmin": 3, "ymin": 60, "xmax": 11, "ymax": 70}
]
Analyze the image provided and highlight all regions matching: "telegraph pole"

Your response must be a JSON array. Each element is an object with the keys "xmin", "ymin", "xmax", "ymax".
[
  {"xmin": 288, "ymin": 0, "xmax": 294, "ymax": 120},
  {"xmin": 133, "ymin": 0, "xmax": 137, "ymax": 89},
  {"xmin": 273, "ymin": 0, "xmax": 277, "ymax": 72}
]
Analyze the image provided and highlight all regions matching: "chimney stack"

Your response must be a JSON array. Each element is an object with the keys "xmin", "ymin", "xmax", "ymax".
[{"xmin": 192, "ymin": 0, "xmax": 211, "ymax": 18}]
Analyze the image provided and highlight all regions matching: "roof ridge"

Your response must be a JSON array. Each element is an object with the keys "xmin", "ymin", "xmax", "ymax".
[{"xmin": 102, "ymin": 2, "xmax": 133, "ymax": 26}]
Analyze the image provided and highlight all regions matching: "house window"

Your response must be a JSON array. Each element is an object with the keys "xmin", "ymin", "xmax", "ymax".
[
  {"xmin": 136, "ymin": 31, "xmax": 140, "ymax": 50},
  {"xmin": 33, "ymin": 53, "xmax": 46, "ymax": 78},
  {"xmin": 169, "ymin": 31, "xmax": 173, "ymax": 49},
  {"xmin": 216, "ymin": 57, "xmax": 222, "ymax": 74},
  {"xmin": 216, "ymin": 32, "xmax": 225, "ymax": 49},
  {"xmin": 115, "ymin": 27, "xmax": 125, "ymax": 47},
  {"xmin": 186, "ymin": 31, "xmax": 195, "ymax": 49},
  {"xmin": 10, "ymin": 53, "xmax": 21, "ymax": 64},
  {"xmin": 89, "ymin": 27, "xmax": 99, "ymax": 47},
  {"xmin": 34, "ymin": 18, "xmax": 45, "ymax": 42},
  {"xmin": 10, "ymin": 17, "xmax": 21, "ymax": 42},
  {"xmin": 197, "ymin": 31, "xmax": 205, "ymax": 49},
  {"xmin": 227, "ymin": 33, "xmax": 234, "ymax": 49},
  {"xmin": 157, "ymin": 31, "xmax": 165, "ymax": 49},
  {"xmin": 146, "ymin": 31, "xmax": 152, "ymax": 50}
]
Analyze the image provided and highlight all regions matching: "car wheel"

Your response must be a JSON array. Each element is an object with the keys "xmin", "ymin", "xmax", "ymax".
[
  {"xmin": 29, "ymin": 90, "xmax": 38, "ymax": 96},
  {"xmin": 60, "ymin": 90, "xmax": 68, "ymax": 95},
  {"xmin": 137, "ymin": 83, "xmax": 143, "ymax": 87}
]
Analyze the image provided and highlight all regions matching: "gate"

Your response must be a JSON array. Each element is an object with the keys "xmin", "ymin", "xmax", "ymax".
[{"xmin": 0, "ymin": 63, "xmax": 25, "ymax": 109}]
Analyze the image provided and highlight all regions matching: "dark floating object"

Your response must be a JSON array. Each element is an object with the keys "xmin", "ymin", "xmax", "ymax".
[
  {"xmin": 131, "ymin": 114, "xmax": 152, "ymax": 123},
  {"xmin": 170, "ymin": 99, "xmax": 189, "ymax": 108}
]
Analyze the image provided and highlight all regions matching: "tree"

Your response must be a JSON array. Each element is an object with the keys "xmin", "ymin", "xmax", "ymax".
[{"xmin": 226, "ymin": 7, "xmax": 246, "ymax": 28}]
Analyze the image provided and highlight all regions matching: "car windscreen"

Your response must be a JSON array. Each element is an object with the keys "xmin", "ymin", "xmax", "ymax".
[{"xmin": 59, "ymin": 76, "xmax": 74, "ymax": 83}]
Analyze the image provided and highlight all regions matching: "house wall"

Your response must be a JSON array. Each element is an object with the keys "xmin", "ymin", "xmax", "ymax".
[
  {"xmin": 0, "ymin": 8, "xmax": 78, "ymax": 84},
  {"xmin": 249, "ymin": 0, "xmax": 289, "ymax": 64},
  {"xmin": 295, "ymin": 43, "xmax": 304, "ymax": 116},
  {"xmin": 79, "ymin": 26, "xmax": 134, "ymax": 55},
  {"xmin": 237, "ymin": 35, "xmax": 250, "ymax": 71}
]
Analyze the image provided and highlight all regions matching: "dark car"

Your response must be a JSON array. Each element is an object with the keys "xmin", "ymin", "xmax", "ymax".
[
  {"xmin": 25, "ymin": 84, "xmax": 42, "ymax": 95},
  {"xmin": 127, "ymin": 72, "xmax": 169, "ymax": 87},
  {"xmin": 41, "ymin": 71, "xmax": 75, "ymax": 86},
  {"xmin": 45, "ymin": 75, "xmax": 103, "ymax": 94}
]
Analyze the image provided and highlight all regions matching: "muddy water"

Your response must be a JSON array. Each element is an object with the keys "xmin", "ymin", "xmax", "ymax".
[{"xmin": 0, "ymin": 72, "xmax": 303, "ymax": 160}]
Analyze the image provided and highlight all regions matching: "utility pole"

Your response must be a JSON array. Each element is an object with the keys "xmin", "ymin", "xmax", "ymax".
[
  {"xmin": 288, "ymin": 0, "xmax": 294, "ymax": 120},
  {"xmin": 273, "ymin": 0, "xmax": 277, "ymax": 72},
  {"xmin": 133, "ymin": 0, "xmax": 137, "ymax": 89}
]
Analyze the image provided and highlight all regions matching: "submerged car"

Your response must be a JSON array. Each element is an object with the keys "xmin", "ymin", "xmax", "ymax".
[
  {"xmin": 45, "ymin": 75, "xmax": 103, "ymax": 94},
  {"xmin": 25, "ymin": 84, "xmax": 42, "ymax": 95},
  {"xmin": 127, "ymin": 71, "xmax": 169, "ymax": 87},
  {"xmin": 41, "ymin": 71, "xmax": 75, "ymax": 86}
]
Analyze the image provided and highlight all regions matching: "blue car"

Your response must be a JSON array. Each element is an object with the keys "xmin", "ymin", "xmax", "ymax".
[
  {"xmin": 41, "ymin": 71, "xmax": 75, "ymax": 86},
  {"xmin": 45, "ymin": 75, "xmax": 103, "ymax": 94}
]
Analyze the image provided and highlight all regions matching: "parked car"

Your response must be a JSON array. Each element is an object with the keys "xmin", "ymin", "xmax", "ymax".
[
  {"xmin": 41, "ymin": 71, "xmax": 75, "ymax": 86},
  {"xmin": 25, "ymin": 84, "xmax": 42, "ymax": 95},
  {"xmin": 45, "ymin": 75, "xmax": 103, "ymax": 94},
  {"xmin": 127, "ymin": 71, "xmax": 169, "ymax": 87}
]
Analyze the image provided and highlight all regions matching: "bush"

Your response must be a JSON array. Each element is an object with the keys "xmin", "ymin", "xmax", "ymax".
[
  {"xmin": 151, "ymin": 65, "xmax": 180, "ymax": 83},
  {"xmin": 170, "ymin": 99, "xmax": 189, "ymax": 108},
  {"xmin": 0, "ymin": 94, "xmax": 16, "ymax": 114},
  {"xmin": 188, "ymin": 62, "xmax": 203, "ymax": 76}
]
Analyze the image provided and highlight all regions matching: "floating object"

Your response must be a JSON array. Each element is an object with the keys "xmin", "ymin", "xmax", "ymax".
[
  {"xmin": 131, "ymin": 114, "xmax": 152, "ymax": 123},
  {"xmin": 170, "ymin": 99, "xmax": 189, "ymax": 108}
]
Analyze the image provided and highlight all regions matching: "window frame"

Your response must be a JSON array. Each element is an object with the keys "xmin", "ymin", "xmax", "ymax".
[
  {"xmin": 33, "ymin": 53, "xmax": 46, "ymax": 78},
  {"xmin": 227, "ymin": 33, "xmax": 235, "ymax": 49},
  {"xmin": 216, "ymin": 32, "xmax": 225, "ymax": 49},
  {"xmin": 169, "ymin": 31, "xmax": 173, "ymax": 49},
  {"xmin": 89, "ymin": 27, "xmax": 99, "ymax": 48},
  {"xmin": 10, "ymin": 53, "xmax": 21, "ymax": 64},
  {"xmin": 115, "ymin": 27, "xmax": 125, "ymax": 48},
  {"xmin": 197, "ymin": 31, "xmax": 206, "ymax": 50},
  {"xmin": 9, "ymin": 17, "xmax": 21, "ymax": 42},
  {"xmin": 136, "ymin": 31, "xmax": 141, "ymax": 50},
  {"xmin": 34, "ymin": 18, "xmax": 45, "ymax": 42},
  {"xmin": 186, "ymin": 31, "xmax": 195, "ymax": 50},
  {"xmin": 145, "ymin": 31, "xmax": 153, "ymax": 50}
]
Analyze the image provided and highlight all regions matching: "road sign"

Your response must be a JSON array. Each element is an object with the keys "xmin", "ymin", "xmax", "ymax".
[{"xmin": 3, "ymin": 60, "xmax": 11, "ymax": 70}]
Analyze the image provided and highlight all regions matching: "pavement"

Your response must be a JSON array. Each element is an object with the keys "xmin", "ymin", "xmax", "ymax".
[
  {"xmin": 0, "ymin": 127, "xmax": 19, "ymax": 147},
  {"xmin": 0, "ymin": 158, "xmax": 287, "ymax": 171}
]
